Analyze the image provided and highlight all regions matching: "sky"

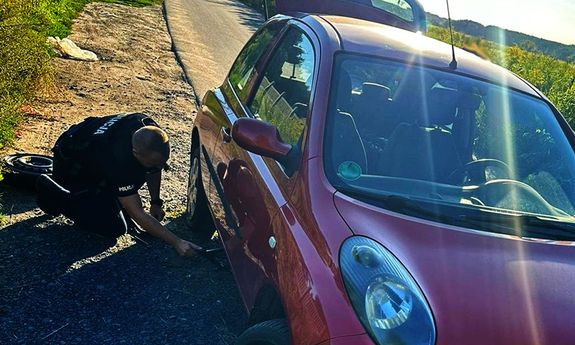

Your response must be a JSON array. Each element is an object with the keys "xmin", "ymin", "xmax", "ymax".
[{"xmin": 417, "ymin": 0, "xmax": 575, "ymax": 45}]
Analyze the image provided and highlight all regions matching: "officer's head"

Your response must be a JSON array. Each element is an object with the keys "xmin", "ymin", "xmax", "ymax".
[{"xmin": 132, "ymin": 126, "xmax": 170, "ymax": 171}]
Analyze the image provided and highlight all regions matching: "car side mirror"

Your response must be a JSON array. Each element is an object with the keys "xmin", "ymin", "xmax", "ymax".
[
  {"xmin": 232, "ymin": 117, "xmax": 291, "ymax": 159},
  {"xmin": 232, "ymin": 118, "xmax": 298, "ymax": 172}
]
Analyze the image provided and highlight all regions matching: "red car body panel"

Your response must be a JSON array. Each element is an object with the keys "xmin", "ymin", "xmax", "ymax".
[
  {"xmin": 193, "ymin": 12, "xmax": 575, "ymax": 345},
  {"xmin": 334, "ymin": 192, "xmax": 575, "ymax": 345},
  {"xmin": 202, "ymin": 87, "xmax": 287, "ymax": 311},
  {"xmin": 279, "ymin": 156, "xmax": 369, "ymax": 343},
  {"xmin": 318, "ymin": 334, "xmax": 374, "ymax": 344},
  {"xmin": 197, "ymin": 16, "xmax": 367, "ymax": 344}
]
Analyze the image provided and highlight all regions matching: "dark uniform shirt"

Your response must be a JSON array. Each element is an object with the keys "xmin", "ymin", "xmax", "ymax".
[{"xmin": 54, "ymin": 113, "xmax": 159, "ymax": 197}]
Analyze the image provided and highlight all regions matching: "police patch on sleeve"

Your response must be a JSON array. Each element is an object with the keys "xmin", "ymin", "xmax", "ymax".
[{"xmin": 118, "ymin": 185, "xmax": 135, "ymax": 193}]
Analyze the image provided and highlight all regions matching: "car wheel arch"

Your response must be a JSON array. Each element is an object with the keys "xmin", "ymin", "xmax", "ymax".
[{"xmin": 248, "ymin": 285, "xmax": 287, "ymax": 327}]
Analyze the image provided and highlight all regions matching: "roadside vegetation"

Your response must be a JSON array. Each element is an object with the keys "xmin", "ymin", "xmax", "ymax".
[
  {"xmin": 428, "ymin": 26, "xmax": 575, "ymax": 125},
  {"xmin": 0, "ymin": 0, "xmax": 53, "ymax": 149},
  {"xmin": 0, "ymin": 0, "xmax": 163, "ymax": 151}
]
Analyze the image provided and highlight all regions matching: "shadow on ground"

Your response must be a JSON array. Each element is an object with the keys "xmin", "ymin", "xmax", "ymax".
[{"xmin": 0, "ymin": 187, "xmax": 246, "ymax": 344}]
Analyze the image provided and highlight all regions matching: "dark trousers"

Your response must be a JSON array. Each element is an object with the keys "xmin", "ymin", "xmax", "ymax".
[{"xmin": 52, "ymin": 146, "xmax": 128, "ymax": 238}]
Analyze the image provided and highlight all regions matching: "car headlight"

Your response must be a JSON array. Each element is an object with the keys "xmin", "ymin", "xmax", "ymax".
[{"xmin": 340, "ymin": 236, "xmax": 436, "ymax": 345}]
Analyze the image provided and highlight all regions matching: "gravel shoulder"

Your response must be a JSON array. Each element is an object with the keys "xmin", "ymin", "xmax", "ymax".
[{"xmin": 0, "ymin": 3, "xmax": 245, "ymax": 344}]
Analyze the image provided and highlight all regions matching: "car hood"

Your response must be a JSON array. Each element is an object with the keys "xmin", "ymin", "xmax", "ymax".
[{"xmin": 334, "ymin": 192, "xmax": 575, "ymax": 345}]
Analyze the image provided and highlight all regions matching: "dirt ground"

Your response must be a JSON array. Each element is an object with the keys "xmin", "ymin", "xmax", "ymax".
[{"xmin": 0, "ymin": 3, "xmax": 245, "ymax": 344}]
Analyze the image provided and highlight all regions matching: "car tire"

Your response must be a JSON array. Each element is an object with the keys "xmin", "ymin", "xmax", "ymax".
[
  {"xmin": 2, "ymin": 153, "xmax": 53, "ymax": 188},
  {"xmin": 235, "ymin": 319, "xmax": 291, "ymax": 345},
  {"xmin": 186, "ymin": 144, "xmax": 212, "ymax": 233}
]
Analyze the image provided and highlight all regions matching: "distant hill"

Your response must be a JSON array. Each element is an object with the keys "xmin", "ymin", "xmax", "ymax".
[{"xmin": 426, "ymin": 13, "xmax": 575, "ymax": 63}]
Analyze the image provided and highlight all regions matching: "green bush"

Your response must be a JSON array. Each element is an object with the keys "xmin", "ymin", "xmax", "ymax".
[
  {"xmin": 44, "ymin": 0, "xmax": 91, "ymax": 38},
  {"xmin": 0, "ymin": 0, "xmax": 53, "ymax": 148}
]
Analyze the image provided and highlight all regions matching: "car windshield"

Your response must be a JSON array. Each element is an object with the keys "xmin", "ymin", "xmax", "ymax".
[{"xmin": 325, "ymin": 54, "xmax": 575, "ymax": 236}]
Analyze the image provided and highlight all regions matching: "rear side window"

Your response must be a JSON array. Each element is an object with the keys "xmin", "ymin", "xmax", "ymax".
[
  {"xmin": 249, "ymin": 27, "xmax": 316, "ymax": 146},
  {"xmin": 228, "ymin": 22, "xmax": 283, "ymax": 100},
  {"xmin": 343, "ymin": 0, "xmax": 415, "ymax": 22},
  {"xmin": 370, "ymin": 0, "xmax": 414, "ymax": 21}
]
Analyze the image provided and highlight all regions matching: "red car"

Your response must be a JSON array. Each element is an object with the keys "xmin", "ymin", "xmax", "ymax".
[{"xmin": 187, "ymin": 2, "xmax": 575, "ymax": 345}]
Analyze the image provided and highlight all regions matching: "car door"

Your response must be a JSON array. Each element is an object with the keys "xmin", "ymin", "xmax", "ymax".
[
  {"xmin": 205, "ymin": 23, "xmax": 318, "ymax": 310},
  {"xmin": 273, "ymin": 0, "xmax": 427, "ymax": 32}
]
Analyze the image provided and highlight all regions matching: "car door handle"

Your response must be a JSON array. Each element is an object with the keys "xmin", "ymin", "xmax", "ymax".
[{"xmin": 221, "ymin": 127, "xmax": 232, "ymax": 143}]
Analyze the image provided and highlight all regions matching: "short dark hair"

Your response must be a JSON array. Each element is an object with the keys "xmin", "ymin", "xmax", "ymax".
[{"xmin": 132, "ymin": 126, "xmax": 170, "ymax": 161}]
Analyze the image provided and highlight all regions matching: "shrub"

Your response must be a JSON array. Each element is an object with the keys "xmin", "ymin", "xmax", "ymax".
[{"xmin": 0, "ymin": 0, "xmax": 54, "ymax": 148}]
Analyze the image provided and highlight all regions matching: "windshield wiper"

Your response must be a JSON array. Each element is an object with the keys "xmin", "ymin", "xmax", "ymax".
[
  {"xmin": 336, "ymin": 184, "xmax": 575, "ymax": 241},
  {"xmin": 335, "ymin": 185, "xmax": 439, "ymax": 218},
  {"xmin": 458, "ymin": 212, "xmax": 575, "ymax": 241}
]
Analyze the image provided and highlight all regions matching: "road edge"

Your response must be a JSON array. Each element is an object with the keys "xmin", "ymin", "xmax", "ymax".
[{"xmin": 162, "ymin": 0, "xmax": 201, "ymax": 107}]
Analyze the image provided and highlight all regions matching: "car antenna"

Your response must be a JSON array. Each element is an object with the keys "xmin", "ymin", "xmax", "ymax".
[
  {"xmin": 446, "ymin": 0, "xmax": 458, "ymax": 69},
  {"xmin": 263, "ymin": 0, "xmax": 269, "ymax": 20}
]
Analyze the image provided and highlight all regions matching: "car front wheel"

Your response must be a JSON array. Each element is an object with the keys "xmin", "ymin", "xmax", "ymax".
[{"xmin": 235, "ymin": 319, "xmax": 291, "ymax": 345}]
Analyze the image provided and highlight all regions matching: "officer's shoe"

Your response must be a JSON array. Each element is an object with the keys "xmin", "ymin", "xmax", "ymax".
[{"xmin": 36, "ymin": 174, "xmax": 70, "ymax": 216}]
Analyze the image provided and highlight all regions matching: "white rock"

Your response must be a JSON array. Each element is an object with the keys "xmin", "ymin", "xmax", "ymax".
[
  {"xmin": 47, "ymin": 36, "xmax": 99, "ymax": 62},
  {"xmin": 47, "ymin": 36, "xmax": 60, "ymax": 47},
  {"xmin": 47, "ymin": 36, "xmax": 63, "ymax": 57}
]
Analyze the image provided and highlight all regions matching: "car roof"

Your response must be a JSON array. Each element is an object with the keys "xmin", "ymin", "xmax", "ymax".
[{"xmin": 305, "ymin": 14, "xmax": 539, "ymax": 97}]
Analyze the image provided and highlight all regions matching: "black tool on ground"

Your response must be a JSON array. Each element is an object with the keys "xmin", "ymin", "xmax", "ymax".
[
  {"xmin": 198, "ymin": 247, "xmax": 224, "ymax": 256},
  {"xmin": 195, "ymin": 245, "xmax": 226, "ymax": 269},
  {"xmin": 2, "ymin": 153, "xmax": 53, "ymax": 188},
  {"xmin": 163, "ymin": 220, "xmax": 226, "ymax": 268}
]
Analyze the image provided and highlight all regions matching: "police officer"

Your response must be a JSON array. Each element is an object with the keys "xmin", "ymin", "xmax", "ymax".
[{"xmin": 36, "ymin": 113, "xmax": 198, "ymax": 257}]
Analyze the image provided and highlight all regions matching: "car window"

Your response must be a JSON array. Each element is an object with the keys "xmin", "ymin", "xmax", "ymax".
[
  {"xmin": 325, "ymin": 53, "xmax": 575, "ymax": 228},
  {"xmin": 275, "ymin": 0, "xmax": 426, "ymax": 31},
  {"xmin": 249, "ymin": 27, "xmax": 315, "ymax": 147},
  {"xmin": 342, "ymin": 0, "xmax": 415, "ymax": 22},
  {"xmin": 228, "ymin": 22, "xmax": 283, "ymax": 100},
  {"xmin": 370, "ymin": 0, "xmax": 414, "ymax": 22}
]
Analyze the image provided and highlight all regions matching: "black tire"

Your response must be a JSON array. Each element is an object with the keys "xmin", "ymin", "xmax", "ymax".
[
  {"xmin": 2, "ymin": 153, "xmax": 53, "ymax": 188},
  {"xmin": 186, "ymin": 144, "xmax": 212, "ymax": 235},
  {"xmin": 235, "ymin": 319, "xmax": 291, "ymax": 345}
]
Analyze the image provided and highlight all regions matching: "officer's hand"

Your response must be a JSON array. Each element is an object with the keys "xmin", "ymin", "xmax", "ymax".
[
  {"xmin": 150, "ymin": 204, "xmax": 165, "ymax": 222},
  {"xmin": 175, "ymin": 240, "xmax": 202, "ymax": 257}
]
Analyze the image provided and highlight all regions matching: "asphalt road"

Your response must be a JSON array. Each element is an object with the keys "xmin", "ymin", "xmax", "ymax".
[{"xmin": 164, "ymin": 0, "xmax": 264, "ymax": 99}]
